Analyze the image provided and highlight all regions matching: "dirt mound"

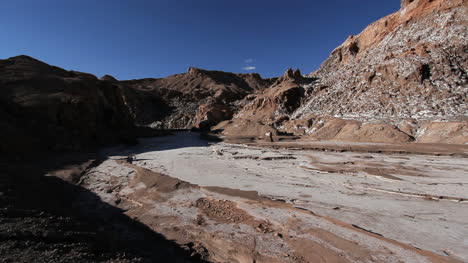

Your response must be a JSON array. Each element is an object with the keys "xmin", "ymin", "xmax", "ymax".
[
  {"xmin": 275, "ymin": 116, "xmax": 412, "ymax": 143},
  {"xmin": 416, "ymin": 122, "xmax": 468, "ymax": 144},
  {"xmin": 279, "ymin": 116, "xmax": 468, "ymax": 144},
  {"xmin": 195, "ymin": 198, "xmax": 255, "ymax": 224},
  {"xmin": 129, "ymin": 165, "xmax": 192, "ymax": 193},
  {"xmin": 213, "ymin": 119, "xmax": 278, "ymax": 137},
  {"xmin": 333, "ymin": 123, "xmax": 413, "ymax": 143}
]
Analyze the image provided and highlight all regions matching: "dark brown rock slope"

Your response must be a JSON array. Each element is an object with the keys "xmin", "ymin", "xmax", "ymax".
[
  {"xmin": 2, "ymin": 1, "xmax": 466, "ymax": 146},
  {"xmin": 0, "ymin": 56, "xmax": 273, "ymax": 156},
  {"xmin": 0, "ymin": 55, "xmax": 136, "ymax": 155}
]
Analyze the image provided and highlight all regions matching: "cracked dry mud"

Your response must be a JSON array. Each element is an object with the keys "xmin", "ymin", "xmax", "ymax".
[{"xmin": 58, "ymin": 132, "xmax": 468, "ymax": 263}]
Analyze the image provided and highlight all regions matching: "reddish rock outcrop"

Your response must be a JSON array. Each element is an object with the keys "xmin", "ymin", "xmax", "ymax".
[
  {"xmin": 118, "ymin": 67, "xmax": 273, "ymax": 129},
  {"xmin": 212, "ymin": 68, "xmax": 314, "ymax": 136},
  {"xmin": 215, "ymin": 0, "xmax": 467, "ymax": 144},
  {"xmin": 192, "ymin": 102, "xmax": 234, "ymax": 131}
]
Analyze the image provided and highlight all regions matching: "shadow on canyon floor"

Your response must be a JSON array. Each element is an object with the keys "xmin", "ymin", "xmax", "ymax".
[
  {"xmin": 0, "ymin": 150, "xmax": 210, "ymax": 262},
  {"xmin": 100, "ymin": 132, "xmax": 215, "ymax": 158}
]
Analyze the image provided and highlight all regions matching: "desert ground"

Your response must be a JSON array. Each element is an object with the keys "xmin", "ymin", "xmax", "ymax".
[
  {"xmin": 49, "ymin": 132, "xmax": 467, "ymax": 263},
  {"xmin": 1, "ymin": 1, "xmax": 466, "ymax": 262}
]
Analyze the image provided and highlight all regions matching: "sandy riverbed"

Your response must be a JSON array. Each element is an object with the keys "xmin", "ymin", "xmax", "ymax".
[{"xmin": 78, "ymin": 132, "xmax": 468, "ymax": 262}]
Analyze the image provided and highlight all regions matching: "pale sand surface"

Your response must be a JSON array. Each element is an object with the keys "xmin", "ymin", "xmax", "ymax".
[{"xmin": 86, "ymin": 132, "xmax": 468, "ymax": 262}]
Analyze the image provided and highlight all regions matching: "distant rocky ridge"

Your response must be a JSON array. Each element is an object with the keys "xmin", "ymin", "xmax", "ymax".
[
  {"xmin": 1, "ymin": 0, "xmax": 466, "ymax": 155},
  {"xmin": 117, "ymin": 67, "xmax": 274, "ymax": 129},
  {"xmin": 0, "ymin": 56, "xmax": 273, "ymax": 155}
]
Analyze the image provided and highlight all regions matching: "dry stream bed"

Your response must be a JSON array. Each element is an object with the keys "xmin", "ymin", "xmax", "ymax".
[{"xmin": 56, "ymin": 132, "xmax": 467, "ymax": 262}]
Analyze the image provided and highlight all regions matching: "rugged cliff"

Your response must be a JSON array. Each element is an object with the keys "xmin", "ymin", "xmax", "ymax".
[
  {"xmin": 217, "ymin": 0, "xmax": 467, "ymax": 144},
  {"xmin": 293, "ymin": 0, "xmax": 467, "ymax": 122},
  {"xmin": 0, "ymin": 56, "xmax": 273, "ymax": 155},
  {"xmin": 1, "ymin": 1, "xmax": 466, "ymax": 149}
]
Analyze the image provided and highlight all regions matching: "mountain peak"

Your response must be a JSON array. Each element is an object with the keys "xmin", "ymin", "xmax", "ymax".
[
  {"xmin": 274, "ymin": 68, "xmax": 302, "ymax": 84},
  {"xmin": 187, "ymin": 67, "xmax": 205, "ymax": 75},
  {"xmin": 100, "ymin": 74, "xmax": 118, "ymax": 81},
  {"xmin": 7, "ymin": 55, "xmax": 38, "ymax": 61}
]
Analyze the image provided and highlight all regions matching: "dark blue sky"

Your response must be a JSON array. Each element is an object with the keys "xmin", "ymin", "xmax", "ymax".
[{"xmin": 1, "ymin": 0, "xmax": 399, "ymax": 80}]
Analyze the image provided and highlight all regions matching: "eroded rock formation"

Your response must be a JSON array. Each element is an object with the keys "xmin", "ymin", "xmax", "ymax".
[
  {"xmin": 1, "ymin": 0, "xmax": 466, "ymax": 149},
  {"xmin": 215, "ymin": 0, "xmax": 467, "ymax": 144},
  {"xmin": 293, "ymin": 0, "xmax": 467, "ymax": 122},
  {"xmin": 117, "ymin": 67, "xmax": 273, "ymax": 129},
  {"xmin": 0, "ymin": 57, "xmax": 273, "ymax": 155}
]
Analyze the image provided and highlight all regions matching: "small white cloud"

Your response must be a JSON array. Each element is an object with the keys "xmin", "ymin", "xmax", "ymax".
[
  {"xmin": 242, "ymin": 66, "xmax": 256, "ymax": 71},
  {"xmin": 245, "ymin": 58, "xmax": 254, "ymax": 63}
]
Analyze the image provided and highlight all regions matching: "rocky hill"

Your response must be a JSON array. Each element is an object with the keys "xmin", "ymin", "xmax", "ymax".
[
  {"xmin": 216, "ymin": 0, "xmax": 467, "ymax": 144},
  {"xmin": 117, "ymin": 67, "xmax": 273, "ymax": 129},
  {"xmin": 1, "ymin": 0, "xmax": 466, "ymax": 152},
  {"xmin": 0, "ymin": 55, "xmax": 137, "ymax": 155},
  {"xmin": 0, "ymin": 56, "xmax": 273, "ymax": 156},
  {"xmin": 294, "ymin": 0, "xmax": 467, "ymax": 121}
]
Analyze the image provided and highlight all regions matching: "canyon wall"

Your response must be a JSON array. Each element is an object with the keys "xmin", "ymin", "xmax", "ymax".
[
  {"xmin": 217, "ymin": 0, "xmax": 467, "ymax": 144},
  {"xmin": 1, "ymin": 0, "xmax": 466, "ymax": 152}
]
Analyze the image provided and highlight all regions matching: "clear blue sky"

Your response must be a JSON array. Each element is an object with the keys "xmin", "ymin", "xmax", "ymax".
[{"xmin": 1, "ymin": 0, "xmax": 399, "ymax": 80}]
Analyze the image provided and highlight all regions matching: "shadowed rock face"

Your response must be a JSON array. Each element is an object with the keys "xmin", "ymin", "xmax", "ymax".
[
  {"xmin": 0, "ymin": 55, "xmax": 136, "ymax": 155},
  {"xmin": 0, "ymin": 56, "xmax": 273, "ymax": 155}
]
